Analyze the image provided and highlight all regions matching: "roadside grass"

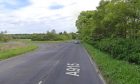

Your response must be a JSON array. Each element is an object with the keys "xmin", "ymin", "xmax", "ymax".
[
  {"xmin": 12, "ymin": 39, "xmax": 32, "ymax": 43},
  {"xmin": 0, "ymin": 43, "xmax": 37, "ymax": 60},
  {"xmin": 83, "ymin": 42, "xmax": 140, "ymax": 84}
]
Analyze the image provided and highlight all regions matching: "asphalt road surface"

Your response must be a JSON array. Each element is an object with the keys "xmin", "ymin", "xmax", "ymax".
[{"xmin": 0, "ymin": 42, "xmax": 104, "ymax": 84}]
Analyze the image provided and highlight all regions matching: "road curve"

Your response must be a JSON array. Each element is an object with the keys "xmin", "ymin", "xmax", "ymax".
[{"xmin": 0, "ymin": 42, "xmax": 104, "ymax": 84}]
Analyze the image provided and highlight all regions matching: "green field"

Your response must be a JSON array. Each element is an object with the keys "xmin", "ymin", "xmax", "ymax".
[
  {"xmin": 83, "ymin": 43, "xmax": 140, "ymax": 84},
  {"xmin": 0, "ymin": 42, "xmax": 37, "ymax": 60}
]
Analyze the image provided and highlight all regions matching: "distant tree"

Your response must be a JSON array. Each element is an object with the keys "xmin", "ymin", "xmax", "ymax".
[
  {"xmin": 63, "ymin": 31, "xmax": 68, "ymax": 35},
  {"xmin": 0, "ymin": 31, "xmax": 12, "ymax": 42},
  {"xmin": 51, "ymin": 29, "xmax": 56, "ymax": 34},
  {"xmin": 70, "ymin": 32, "xmax": 77, "ymax": 39},
  {"xmin": 59, "ymin": 32, "xmax": 63, "ymax": 35}
]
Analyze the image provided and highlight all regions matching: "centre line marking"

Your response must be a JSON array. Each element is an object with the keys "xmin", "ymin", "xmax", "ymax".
[{"xmin": 38, "ymin": 81, "xmax": 43, "ymax": 84}]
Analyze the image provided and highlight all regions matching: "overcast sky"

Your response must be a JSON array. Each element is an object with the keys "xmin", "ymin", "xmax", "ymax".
[{"xmin": 0, "ymin": 0, "xmax": 100, "ymax": 34}]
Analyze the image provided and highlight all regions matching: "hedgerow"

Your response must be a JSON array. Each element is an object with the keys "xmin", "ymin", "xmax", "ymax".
[{"xmin": 93, "ymin": 38, "xmax": 140, "ymax": 64}]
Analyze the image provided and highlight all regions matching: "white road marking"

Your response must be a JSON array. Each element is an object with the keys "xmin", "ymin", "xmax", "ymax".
[
  {"xmin": 66, "ymin": 71, "xmax": 80, "ymax": 76},
  {"xmin": 65, "ymin": 63, "xmax": 80, "ymax": 77},
  {"xmin": 38, "ymin": 81, "xmax": 43, "ymax": 84}
]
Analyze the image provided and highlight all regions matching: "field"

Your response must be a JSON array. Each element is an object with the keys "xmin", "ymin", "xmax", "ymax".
[
  {"xmin": 83, "ymin": 43, "xmax": 140, "ymax": 84},
  {"xmin": 0, "ymin": 41, "xmax": 37, "ymax": 60}
]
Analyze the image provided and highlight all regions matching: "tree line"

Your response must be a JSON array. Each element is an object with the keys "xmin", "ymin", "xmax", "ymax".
[
  {"xmin": 76, "ymin": 0, "xmax": 140, "ymax": 64},
  {"xmin": 0, "ymin": 30, "xmax": 77, "ymax": 42}
]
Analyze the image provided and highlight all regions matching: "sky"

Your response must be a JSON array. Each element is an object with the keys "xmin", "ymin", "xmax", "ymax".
[{"xmin": 0, "ymin": 0, "xmax": 100, "ymax": 34}]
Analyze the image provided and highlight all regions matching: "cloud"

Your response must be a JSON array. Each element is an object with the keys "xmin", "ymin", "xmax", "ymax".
[{"xmin": 0, "ymin": 0, "xmax": 101, "ymax": 34}]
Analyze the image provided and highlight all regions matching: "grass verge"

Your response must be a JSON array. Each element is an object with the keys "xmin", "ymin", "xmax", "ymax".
[
  {"xmin": 0, "ymin": 45, "xmax": 37, "ymax": 60},
  {"xmin": 83, "ymin": 42, "xmax": 140, "ymax": 84}
]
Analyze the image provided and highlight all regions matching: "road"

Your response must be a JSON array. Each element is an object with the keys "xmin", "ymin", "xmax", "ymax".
[{"xmin": 0, "ymin": 42, "xmax": 104, "ymax": 84}]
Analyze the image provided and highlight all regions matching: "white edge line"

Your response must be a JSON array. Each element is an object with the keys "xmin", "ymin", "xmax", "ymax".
[{"xmin": 82, "ymin": 45, "xmax": 106, "ymax": 84}]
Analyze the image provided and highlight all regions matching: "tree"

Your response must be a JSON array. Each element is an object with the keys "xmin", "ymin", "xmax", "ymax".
[
  {"xmin": 51, "ymin": 29, "xmax": 56, "ymax": 34},
  {"xmin": 0, "ymin": 31, "xmax": 12, "ymax": 42},
  {"xmin": 76, "ymin": 11, "xmax": 96, "ymax": 41},
  {"xmin": 76, "ymin": 0, "xmax": 140, "ymax": 40}
]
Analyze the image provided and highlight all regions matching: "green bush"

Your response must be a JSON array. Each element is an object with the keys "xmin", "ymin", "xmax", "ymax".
[{"xmin": 93, "ymin": 38, "xmax": 140, "ymax": 64}]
